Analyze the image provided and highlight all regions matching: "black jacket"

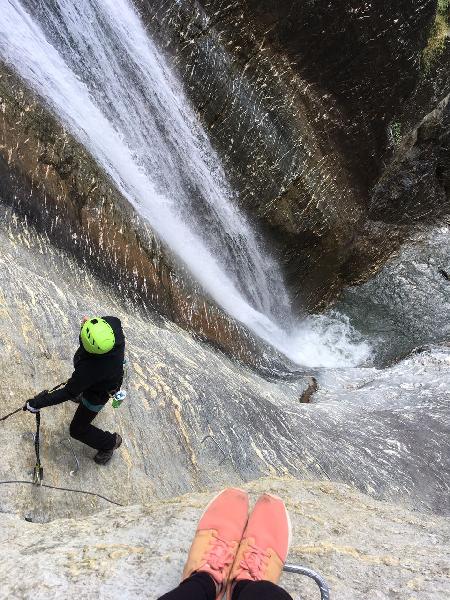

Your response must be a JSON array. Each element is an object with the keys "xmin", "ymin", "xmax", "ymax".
[{"xmin": 31, "ymin": 316, "xmax": 125, "ymax": 410}]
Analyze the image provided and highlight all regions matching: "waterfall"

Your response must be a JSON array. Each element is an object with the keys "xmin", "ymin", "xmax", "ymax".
[{"xmin": 0, "ymin": 0, "xmax": 370, "ymax": 367}]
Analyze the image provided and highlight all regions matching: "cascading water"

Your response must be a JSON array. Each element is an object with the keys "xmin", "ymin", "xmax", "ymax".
[{"xmin": 0, "ymin": 0, "xmax": 370, "ymax": 367}]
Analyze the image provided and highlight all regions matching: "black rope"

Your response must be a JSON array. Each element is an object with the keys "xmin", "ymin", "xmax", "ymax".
[
  {"xmin": 0, "ymin": 480, "xmax": 123, "ymax": 506},
  {"xmin": 0, "ymin": 406, "xmax": 23, "ymax": 421},
  {"xmin": 33, "ymin": 412, "xmax": 43, "ymax": 485},
  {"xmin": 35, "ymin": 412, "xmax": 40, "ymax": 464},
  {"xmin": 0, "ymin": 381, "xmax": 67, "ymax": 422}
]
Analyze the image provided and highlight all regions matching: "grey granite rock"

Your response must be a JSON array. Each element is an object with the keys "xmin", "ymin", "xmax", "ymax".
[
  {"xmin": 337, "ymin": 220, "xmax": 450, "ymax": 364},
  {"xmin": 0, "ymin": 478, "xmax": 449, "ymax": 600}
]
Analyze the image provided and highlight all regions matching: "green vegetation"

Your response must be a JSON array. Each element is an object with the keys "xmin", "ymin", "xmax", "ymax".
[
  {"xmin": 389, "ymin": 120, "xmax": 402, "ymax": 147},
  {"xmin": 422, "ymin": 0, "xmax": 449, "ymax": 72}
]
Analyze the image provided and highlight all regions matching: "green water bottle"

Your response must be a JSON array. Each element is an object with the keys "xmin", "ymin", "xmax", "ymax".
[{"xmin": 112, "ymin": 390, "xmax": 127, "ymax": 409}]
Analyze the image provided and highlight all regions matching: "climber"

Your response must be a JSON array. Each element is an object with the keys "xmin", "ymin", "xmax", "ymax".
[
  {"xmin": 157, "ymin": 487, "xmax": 293, "ymax": 600},
  {"xmin": 24, "ymin": 316, "xmax": 125, "ymax": 465}
]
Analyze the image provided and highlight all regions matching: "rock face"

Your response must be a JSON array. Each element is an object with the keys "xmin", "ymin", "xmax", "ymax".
[
  {"xmin": 369, "ymin": 96, "xmax": 450, "ymax": 225},
  {"xmin": 0, "ymin": 478, "xmax": 449, "ymax": 600},
  {"xmin": 139, "ymin": 0, "xmax": 450, "ymax": 308},
  {"xmin": 1, "ymin": 205, "xmax": 448, "ymax": 521},
  {"xmin": 0, "ymin": 5, "xmax": 449, "ymax": 596},
  {"xmin": 336, "ymin": 220, "xmax": 450, "ymax": 364},
  {"xmin": 1, "ymin": 0, "xmax": 449, "ymax": 324}
]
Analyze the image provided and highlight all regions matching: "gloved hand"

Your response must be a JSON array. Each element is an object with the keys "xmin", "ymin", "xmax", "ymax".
[{"xmin": 23, "ymin": 390, "xmax": 48, "ymax": 413}]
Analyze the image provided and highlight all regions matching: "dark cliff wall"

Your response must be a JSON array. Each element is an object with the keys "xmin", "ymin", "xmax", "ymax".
[
  {"xmin": 1, "ymin": 1, "xmax": 448, "ymax": 331},
  {"xmin": 138, "ymin": 0, "xmax": 450, "ymax": 308},
  {"xmin": 236, "ymin": 0, "xmax": 439, "ymax": 184}
]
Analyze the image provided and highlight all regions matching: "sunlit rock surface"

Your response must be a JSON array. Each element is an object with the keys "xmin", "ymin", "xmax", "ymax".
[
  {"xmin": 1, "ymin": 478, "xmax": 449, "ymax": 600},
  {"xmin": 1, "ymin": 206, "xmax": 448, "ymax": 520}
]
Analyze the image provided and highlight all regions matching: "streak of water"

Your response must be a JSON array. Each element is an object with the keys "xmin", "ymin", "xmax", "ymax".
[{"xmin": 0, "ymin": 0, "xmax": 371, "ymax": 367}]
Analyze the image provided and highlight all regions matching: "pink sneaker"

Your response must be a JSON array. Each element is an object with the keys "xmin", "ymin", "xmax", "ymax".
[
  {"xmin": 182, "ymin": 488, "xmax": 249, "ymax": 599},
  {"xmin": 226, "ymin": 493, "xmax": 291, "ymax": 599}
]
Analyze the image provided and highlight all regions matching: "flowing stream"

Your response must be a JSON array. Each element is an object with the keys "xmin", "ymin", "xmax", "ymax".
[{"xmin": 0, "ymin": 0, "xmax": 370, "ymax": 367}]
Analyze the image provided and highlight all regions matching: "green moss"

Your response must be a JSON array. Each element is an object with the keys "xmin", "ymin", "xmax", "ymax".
[
  {"xmin": 389, "ymin": 121, "xmax": 402, "ymax": 147},
  {"xmin": 422, "ymin": 0, "xmax": 449, "ymax": 71}
]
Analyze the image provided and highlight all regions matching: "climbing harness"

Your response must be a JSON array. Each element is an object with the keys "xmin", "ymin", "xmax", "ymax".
[{"xmin": 283, "ymin": 563, "xmax": 330, "ymax": 600}]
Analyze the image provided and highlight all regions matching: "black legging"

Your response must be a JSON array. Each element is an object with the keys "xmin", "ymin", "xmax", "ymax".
[
  {"xmin": 69, "ymin": 402, "xmax": 116, "ymax": 450},
  {"xmin": 158, "ymin": 572, "xmax": 293, "ymax": 600}
]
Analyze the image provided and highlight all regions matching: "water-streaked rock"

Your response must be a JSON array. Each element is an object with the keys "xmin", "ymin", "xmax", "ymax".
[
  {"xmin": 140, "ymin": 0, "xmax": 450, "ymax": 308},
  {"xmin": 0, "ymin": 66, "xmax": 279, "ymax": 367},
  {"xmin": 0, "ymin": 205, "xmax": 448, "ymax": 521}
]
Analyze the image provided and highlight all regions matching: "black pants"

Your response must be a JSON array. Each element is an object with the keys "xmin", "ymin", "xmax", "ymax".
[
  {"xmin": 158, "ymin": 572, "xmax": 293, "ymax": 600},
  {"xmin": 69, "ymin": 402, "xmax": 116, "ymax": 451}
]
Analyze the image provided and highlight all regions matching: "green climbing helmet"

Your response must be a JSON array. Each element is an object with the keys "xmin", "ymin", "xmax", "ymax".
[{"xmin": 80, "ymin": 317, "xmax": 115, "ymax": 354}]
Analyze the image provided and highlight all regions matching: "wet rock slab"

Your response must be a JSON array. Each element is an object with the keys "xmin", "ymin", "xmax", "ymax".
[
  {"xmin": 336, "ymin": 221, "xmax": 450, "ymax": 364},
  {"xmin": 0, "ymin": 65, "xmax": 272, "ymax": 367},
  {"xmin": 0, "ymin": 204, "xmax": 448, "ymax": 521}
]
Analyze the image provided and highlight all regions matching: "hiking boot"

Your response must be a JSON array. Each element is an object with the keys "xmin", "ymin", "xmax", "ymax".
[
  {"xmin": 226, "ymin": 493, "xmax": 291, "ymax": 599},
  {"xmin": 182, "ymin": 488, "xmax": 249, "ymax": 599},
  {"xmin": 93, "ymin": 433, "xmax": 122, "ymax": 465}
]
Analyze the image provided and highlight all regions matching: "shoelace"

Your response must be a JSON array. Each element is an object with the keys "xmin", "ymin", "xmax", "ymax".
[
  {"xmin": 239, "ymin": 543, "xmax": 271, "ymax": 580},
  {"xmin": 203, "ymin": 535, "xmax": 235, "ymax": 574}
]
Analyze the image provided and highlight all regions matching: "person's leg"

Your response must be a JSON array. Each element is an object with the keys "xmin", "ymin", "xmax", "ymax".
[
  {"xmin": 181, "ymin": 488, "xmax": 249, "ymax": 600},
  {"xmin": 69, "ymin": 402, "xmax": 116, "ymax": 450},
  {"xmin": 232, "ymin": 580, "xmax": 293, "ymax": 600},
  {"xmin": 158, "ymin": 572, "xmax": 216, "ymax": 600},
  {"xmin": 226, "ymin": 494, "xmax": 291, "ymax": 600}
]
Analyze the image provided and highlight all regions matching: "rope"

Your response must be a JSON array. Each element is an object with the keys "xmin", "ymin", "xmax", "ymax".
[
  {"xmin": 33, "ymin": 412, "xmax": 43, "ymax": 485},
  {"xmin": 34, "ymin": 413, "xmax": 40, "ymax": 464},
  {"xmin": 0, "ymin": 381, "xmax": 67, "ymax": 422},
  {"xmin": 0, "ymin": 407, "xmax": 23, "ymax": 421},
  {"xmin": 0, "ymin": 480, "xmax": 123, "ymax": 506}
]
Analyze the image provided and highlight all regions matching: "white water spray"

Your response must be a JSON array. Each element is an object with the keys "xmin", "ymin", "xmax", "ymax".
[{"xmin": 0, "ymin": 0, "xmax": 370, "ymax": 367}]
